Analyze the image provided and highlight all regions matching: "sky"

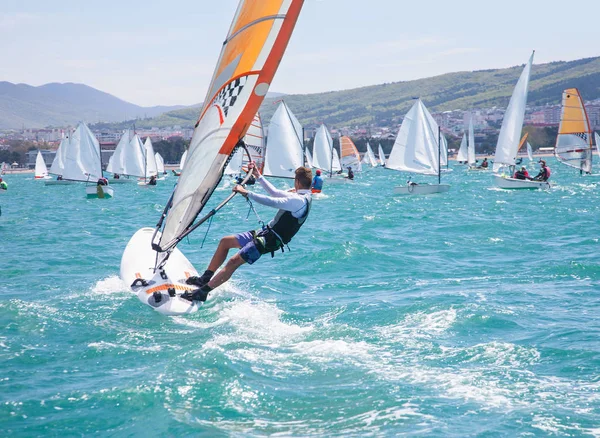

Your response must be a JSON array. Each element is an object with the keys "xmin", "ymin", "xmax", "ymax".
[{"xmin": 1, "ymin": 0, "xmax": 599, "ymax": 107}]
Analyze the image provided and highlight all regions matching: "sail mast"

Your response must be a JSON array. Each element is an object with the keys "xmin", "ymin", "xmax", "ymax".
[{"xmin": 438, "ymin": 126, "xmax": 441, "ymax": 184}]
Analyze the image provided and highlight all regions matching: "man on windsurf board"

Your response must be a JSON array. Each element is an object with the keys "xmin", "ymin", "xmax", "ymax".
[{"xmin": 182, "ymin": 163, "xmax": 313, "ymax": 302}]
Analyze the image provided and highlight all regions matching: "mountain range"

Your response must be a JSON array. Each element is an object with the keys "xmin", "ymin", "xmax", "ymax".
[
  {"xmin": 0, "ymin": 82, "xmax": 188, "ymax": 129},
  {"xmin": 1, "ymin": 56, "xmax": 599, "ymax": 130}
]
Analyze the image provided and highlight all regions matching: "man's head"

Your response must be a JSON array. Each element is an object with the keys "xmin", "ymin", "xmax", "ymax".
[
  {"xmin": 294, "ymin": 167, "xmax": 312, "ymax": 190},
  {"xmin": 316, "ymin": 169, "xmax": 321, "ymax": 176},
  {"xmin": 540, "ymin": 160, "xmax": 546, "ymax": 167},
  {"xmin": 521, "ymin": 166, "xmax": 527, "ymax": 171}
]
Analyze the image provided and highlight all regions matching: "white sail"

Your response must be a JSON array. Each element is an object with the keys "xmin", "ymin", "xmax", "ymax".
[
  {"xmin": 143, "ymin": 137, "xmax": 158, "ymax": 178},
  {"xmin": 312, "ymin": 124, "xmax": 334, "ymax": 172},
  {"xmin": 62, "ymin": 122, "xmax": 102, "ymax": 182},
  {"xmin": 50, "ymin": 134, "xmax": 70, "ymax": 176},
  {"xmin": 527, "ymin": 142, "xmax": 533, "ymax": 162},
  {"xmin": 378, "ymin": 144, "xmax": 385, "ymax": 166},
  {"xmin": 332, "ymin": 147, "xmax": 342, "ymax": 172},
  {"xmin": 305, "ymin": 147, "xmax": 313, "ymax": 168},
  {"xmin": 456, "ymin": 133, "xmax": 468, "ymax": 162},
  {"xmin": 493, "ymin": 52, "xmax": 534, "ymax": 172},
  {"xmin": 386, "ymin": 99, "xmax": 440, "ymax": 176},
  {"xmin": 242, "ymin": 114, "xmax": 266, "ymax": 172},
  {"xmin": 440, "ymin": 134, "xmax": 448, "ymax": 167},
  {"xmin": 179, "ymin": 150, "xmax": 188, "ymax": 170},
  {"xmin": 34, "ymin": 151, "xmax": 49, "ymax": 178},
  {"xmin": 106, "ymin": 130, "xmax": 132, "ymax": 175},
  {"xmin": 468, "ymin": 116, "xmax": 476, "ymax": 165},
  {"xmin": 123, "ymin": 134, "xmax": 146, "ymax": 178},
  {"xmin": 224, "ymin": 148, "xmax": 244, "ymax": 176},
  {"xmin": 263, "ymin": 101, "xmax": 304, "ymax": 178},
  {"xmin": 362, "ymin": 142, "xmax": 378, "ymax": 167},
  {"xmin": 155, "ymin": 153, "xmax": 165, "ymax": 174},
  {"xmin": 596, "ymin": 132, "xmax": 600, "ymax": 157}
]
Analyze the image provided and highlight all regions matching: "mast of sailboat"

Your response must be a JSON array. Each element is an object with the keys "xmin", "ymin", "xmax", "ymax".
[
  {"xmin": 438, "ymin": 126, "xmax": 442, "ymax": 184},
  {"xmin": 328, "ymin": 126, "xmax": 334, "ymax": 178}
]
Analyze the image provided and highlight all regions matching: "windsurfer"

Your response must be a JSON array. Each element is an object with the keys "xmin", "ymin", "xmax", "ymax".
[
  {"xmin": 182, "ymin": 163, "xmax": 313, "ymax": 302},
  {"xmin": 311, "ymin": 169, "xmax": 323, "ymax": 193}
]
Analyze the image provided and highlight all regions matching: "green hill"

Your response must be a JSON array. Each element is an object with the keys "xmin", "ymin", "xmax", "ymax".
[{"xmin": 119, "ymin": 56, "xmax": 600, "ymax": 130}]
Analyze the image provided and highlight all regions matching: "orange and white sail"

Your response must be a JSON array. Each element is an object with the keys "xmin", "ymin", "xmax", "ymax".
[
  {"xmin": 157, "ymin": 0, "xmax": 305, "ymax": 252},
  {"xmin": 339, "ymin": 136, "xmax": 362, "ymax": 171},
  {"xmin": 555, "ymin": 88, "xmax": 593, "ymax": 173}
]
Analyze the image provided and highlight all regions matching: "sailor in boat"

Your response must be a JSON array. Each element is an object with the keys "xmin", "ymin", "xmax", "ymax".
[
  {"xmin": 57, "ymin": 175, "xmax": 63, "ymax": 181},
  {"xmin": 532, "ymin": 160, "xmax": 551, "ymax": 182},
  {"xmin": 479, "ymin": 158, "xmax": 489, "ymax": 169},
  {"xmin": 311, "ymin": 169, "xmax": 323, "ymax": 193},
  {"xmin": 148, "ymin": 175, "xmax": 157, "ymax": 186},
  {"xmin": 513, "ymin": 166, "xmax": 530, "ymax": 180},
  {"xmin": 97, "ymin": 177, "xmax": 108, "ymax": 186},
  {"xmin": 346, "ymin": 166, "xmax": 354, "ymax": 180},
  {"xmin": 113, "ymin": 173, "xmax": 120, "ymax": 179},
  {"xmin": 0, "ymin": 178, "xmax": 7, "ymax": 191},
  {"xmin": 182, "ymin": 163, "xmax": 313, "ymax": 302}
]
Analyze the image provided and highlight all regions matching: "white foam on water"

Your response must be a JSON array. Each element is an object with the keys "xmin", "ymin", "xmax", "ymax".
[
  {"xmin": 377, "ymin": 308, "xmax": 458, "ymax": 340},
  {"xmin": 91, "ymin": 275, "xmax": 129, "ymax": 296},
  {"xmin": 87, "ymin": 341, "xmax": 162, "ymax": 352}
]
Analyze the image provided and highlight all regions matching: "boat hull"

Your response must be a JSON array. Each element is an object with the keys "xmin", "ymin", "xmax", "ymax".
[
  {"xmin": 394, "ymin": 183, "xmax": 450, "ymax": 195},
  {"xmin": 492, "ymin": 174, "xmax": 550, "ymax": 189},
  {"xmin": 86, "ymin": 185, "xmax": 114, "ymax": 199},
  {"xmin": 121, "ymin": 227, "xmax": 199, "ymax": 315},
  {"xmin": 107, "ymin": 178, "xmax": 136, "ymax": 184}
]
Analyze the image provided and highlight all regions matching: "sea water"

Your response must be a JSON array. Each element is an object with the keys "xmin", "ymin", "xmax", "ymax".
[{"xmin": 1, "ymin": 159, "xmax": 599, "ymax": 436}]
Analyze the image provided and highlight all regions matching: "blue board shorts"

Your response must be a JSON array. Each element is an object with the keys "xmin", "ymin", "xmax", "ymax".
[{"xmin": 235, "ymin": 231, "xmax": 262, "ymax": 265}]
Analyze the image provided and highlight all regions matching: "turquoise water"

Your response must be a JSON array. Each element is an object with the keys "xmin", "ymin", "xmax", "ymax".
[{"xmin": 1, "ymin": 160, "xmax": 599, "ymax": 436}]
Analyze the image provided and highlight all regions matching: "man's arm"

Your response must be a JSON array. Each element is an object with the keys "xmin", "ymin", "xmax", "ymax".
[{"xmin": 247, "ymin": 190, "xmax": 305, "ymax": 213}]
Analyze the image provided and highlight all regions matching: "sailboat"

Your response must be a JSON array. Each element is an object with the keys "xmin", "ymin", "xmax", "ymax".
[
  {"xmin": 138, "ymin": 137, "xmax": 159, "ymax": 186},
  {"xmin": 263, "ymin": 101, "xmax": 304, "ymax": 178},
  {"xmin": 34, "ymin": 151, "xmax": 51, "ymax": 179},
  {"xmin": 312, "ymin": 124, "xmax": 343, "ymax": 182},
  {"xmin": 173, "ymin": 150, "xmax": 187, "ymax": 176},
  {"xmin": 466, "ymin": 116, "xmax": 483, "ymax": 170},
  {"xmin": 526, "ymin": 141, "xmax": 534, "ymax": 162},
  {"xmin": 456, "ymin": 132, "xmax": 468, "ymax": 164},
  {"xmin": 120, "ymin": 0, "xmax": 305, "ymax": 315},
  {"xmin": 106, "ymin": 130, "xmax": 143, "ymax": 183},
  {"xmin": 339, "ymin": 136, "xmax": 362, "ymax": 175},
  {"xmin": 387, "ymin": 99, "xmax": 450, "ymax": 195},
  {"xmin": 361, "ymin": 142, "xmax": 378, "ymax": 167},
  {"xmin": 305, "ymin": 147, "xmax": 313, "ymax": 168},
  {"xmin": 596, "ymin": 133, "xmax": 600, "ymax": 158},
  {"xmin": 46, "ymin": 134, "xmax": 75, "ymax": 185},
  {"xmin": 555, "ymin": 88, "xmax": 593, "ymax": 175},
  {"xmin": 242, "ymin": 114, "xmax": 266, "ymax": 173},
  {"xmin": 492, "ymin": 52, "xmax": 548, "ymax": 189},
  {"xmin": 155, "ymin": 153, "xmax": 167, "ymax": 178},
  {"xmin": 378, "ymin": 144, "xmax": 386, "ymax": 166}
]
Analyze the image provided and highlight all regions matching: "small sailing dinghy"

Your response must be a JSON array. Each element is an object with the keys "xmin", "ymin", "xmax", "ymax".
[
  {"xmin": 492, "ymin": 52, "xmax": 548, "ymax": 189},
  {"xmin": 45, "ymin": 134, "xmax": 75, "ymax": 185},
  {"xmin": 312, "ymin": 124, "xmax": 345, "ymax": 183},
  {"xmin": 106, "ymin": 130, "xmax": 144, "ymax": 184},
  {"xmin": 34, "ymin": 151, "xmax": 51, "ymax": 179},
  {"xmin": 172, "ymin": 150, "xmax": 187, "ymax": 176},
  {"xmin": 555, "ymin": 88, "xmax": 594, "ymax": 175},
  {"xmin": 138, "ymin": 137, "xmax": 159, "ymax": 186},
  {"xmin": 362, "ymin": 141, "xmax": 378, "ymax": 168},
  {"xmin": 387, "ymin": 99, "xmax": 450, "ymax": 195},
  {"xmin": 378, "ymin": 144, "xmax": 386, "ymax": 167},
  {"xmin": 120, "ymin": 0, "xmax": 305, "ymax": 315},
  {"xmin": 263, "ymin": 101, "xmax": 304, "ymax": 179}
]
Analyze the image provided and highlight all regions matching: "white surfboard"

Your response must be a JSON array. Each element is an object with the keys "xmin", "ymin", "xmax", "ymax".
[{"xmin": 120, "ymin": 227, "xmax": 200, "ymax": 315}]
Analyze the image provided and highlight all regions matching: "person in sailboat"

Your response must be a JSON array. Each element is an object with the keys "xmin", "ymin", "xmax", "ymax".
[
  {"xmin": 113, "ymin": 173, "xmax": 120, "ymax": 179},
  {"xmin": 532, "ymin": 160, "xmax": 551, "ymax": 181},
  {"xmin": 97, "ymin": 177, "xmax": 108, "ymax": 186},
  {"xmin": 346, "ymin": 166, "xmax": 354, "ymax": 180},
  {"xmin": 182, "ymin": 163, "xmax": 313, "ymax": 302},
  {"xmin": 479, "ymin": 158, "xmax": 489, "ymax": 169},
  {"xmin": 57, "ymin": 175, "xmax": 63, "ymax": 181},
  {"xmin": 148, "ymin": 175, "xmax": 157, "ymax": 186},
  {"xmin": 513, "ymin": 166, "xmax": 530, "ymax": 180},
  {"xmin": 311, "ymin": 169, "xmax": 323, "ymax": 193}
]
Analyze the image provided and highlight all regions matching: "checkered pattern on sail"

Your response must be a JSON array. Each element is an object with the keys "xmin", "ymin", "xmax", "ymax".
[
  {"xmin": 574, "ymin": 132, "xmax": 588, "ymax": 142},
  {"xmin": 214, "ymin": 76, "xmax": 248, "ymax": 117}
]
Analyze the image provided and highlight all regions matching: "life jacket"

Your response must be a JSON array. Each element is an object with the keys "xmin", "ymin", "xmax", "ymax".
[
  {"xmin": 253, "ymin": 196, "xmax": 311, "ymax": 257},
  {"xmin": 545, "ymin": 166, "xmax": 551, "ymax": 178},
  {"xmin": 311, "ymin": 188, "xmax": 321, "ymax": 194}
]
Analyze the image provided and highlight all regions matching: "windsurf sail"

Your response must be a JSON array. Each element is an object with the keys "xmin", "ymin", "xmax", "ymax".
[
  {"xmin": 339, "ymin": 136, "xmax": 362, "ymax": 171},
  {"xmin": 493, "ymin": 51, "xmax": 534, "ymax": 173},
  {"xmin": 263, "ymin": 101, "xmax": 304, "ymax": 178},
  {"xmin": 555, "ymin": 88, "xmax": 593, "ymax": 174},
  {"xmin": 517, "ymin": 133, "xmax": 529, "ymax": 154},
  {"xmin": 154, "ymin": 0, "xmax": 305, "ymax": 254},
  {"xmin": 242, "ymin": 113, "xmax": 266, "ymax": 172},
  {"xmin": 34, "ymin": 151, "xmax": 49, "ymax": 179}
]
